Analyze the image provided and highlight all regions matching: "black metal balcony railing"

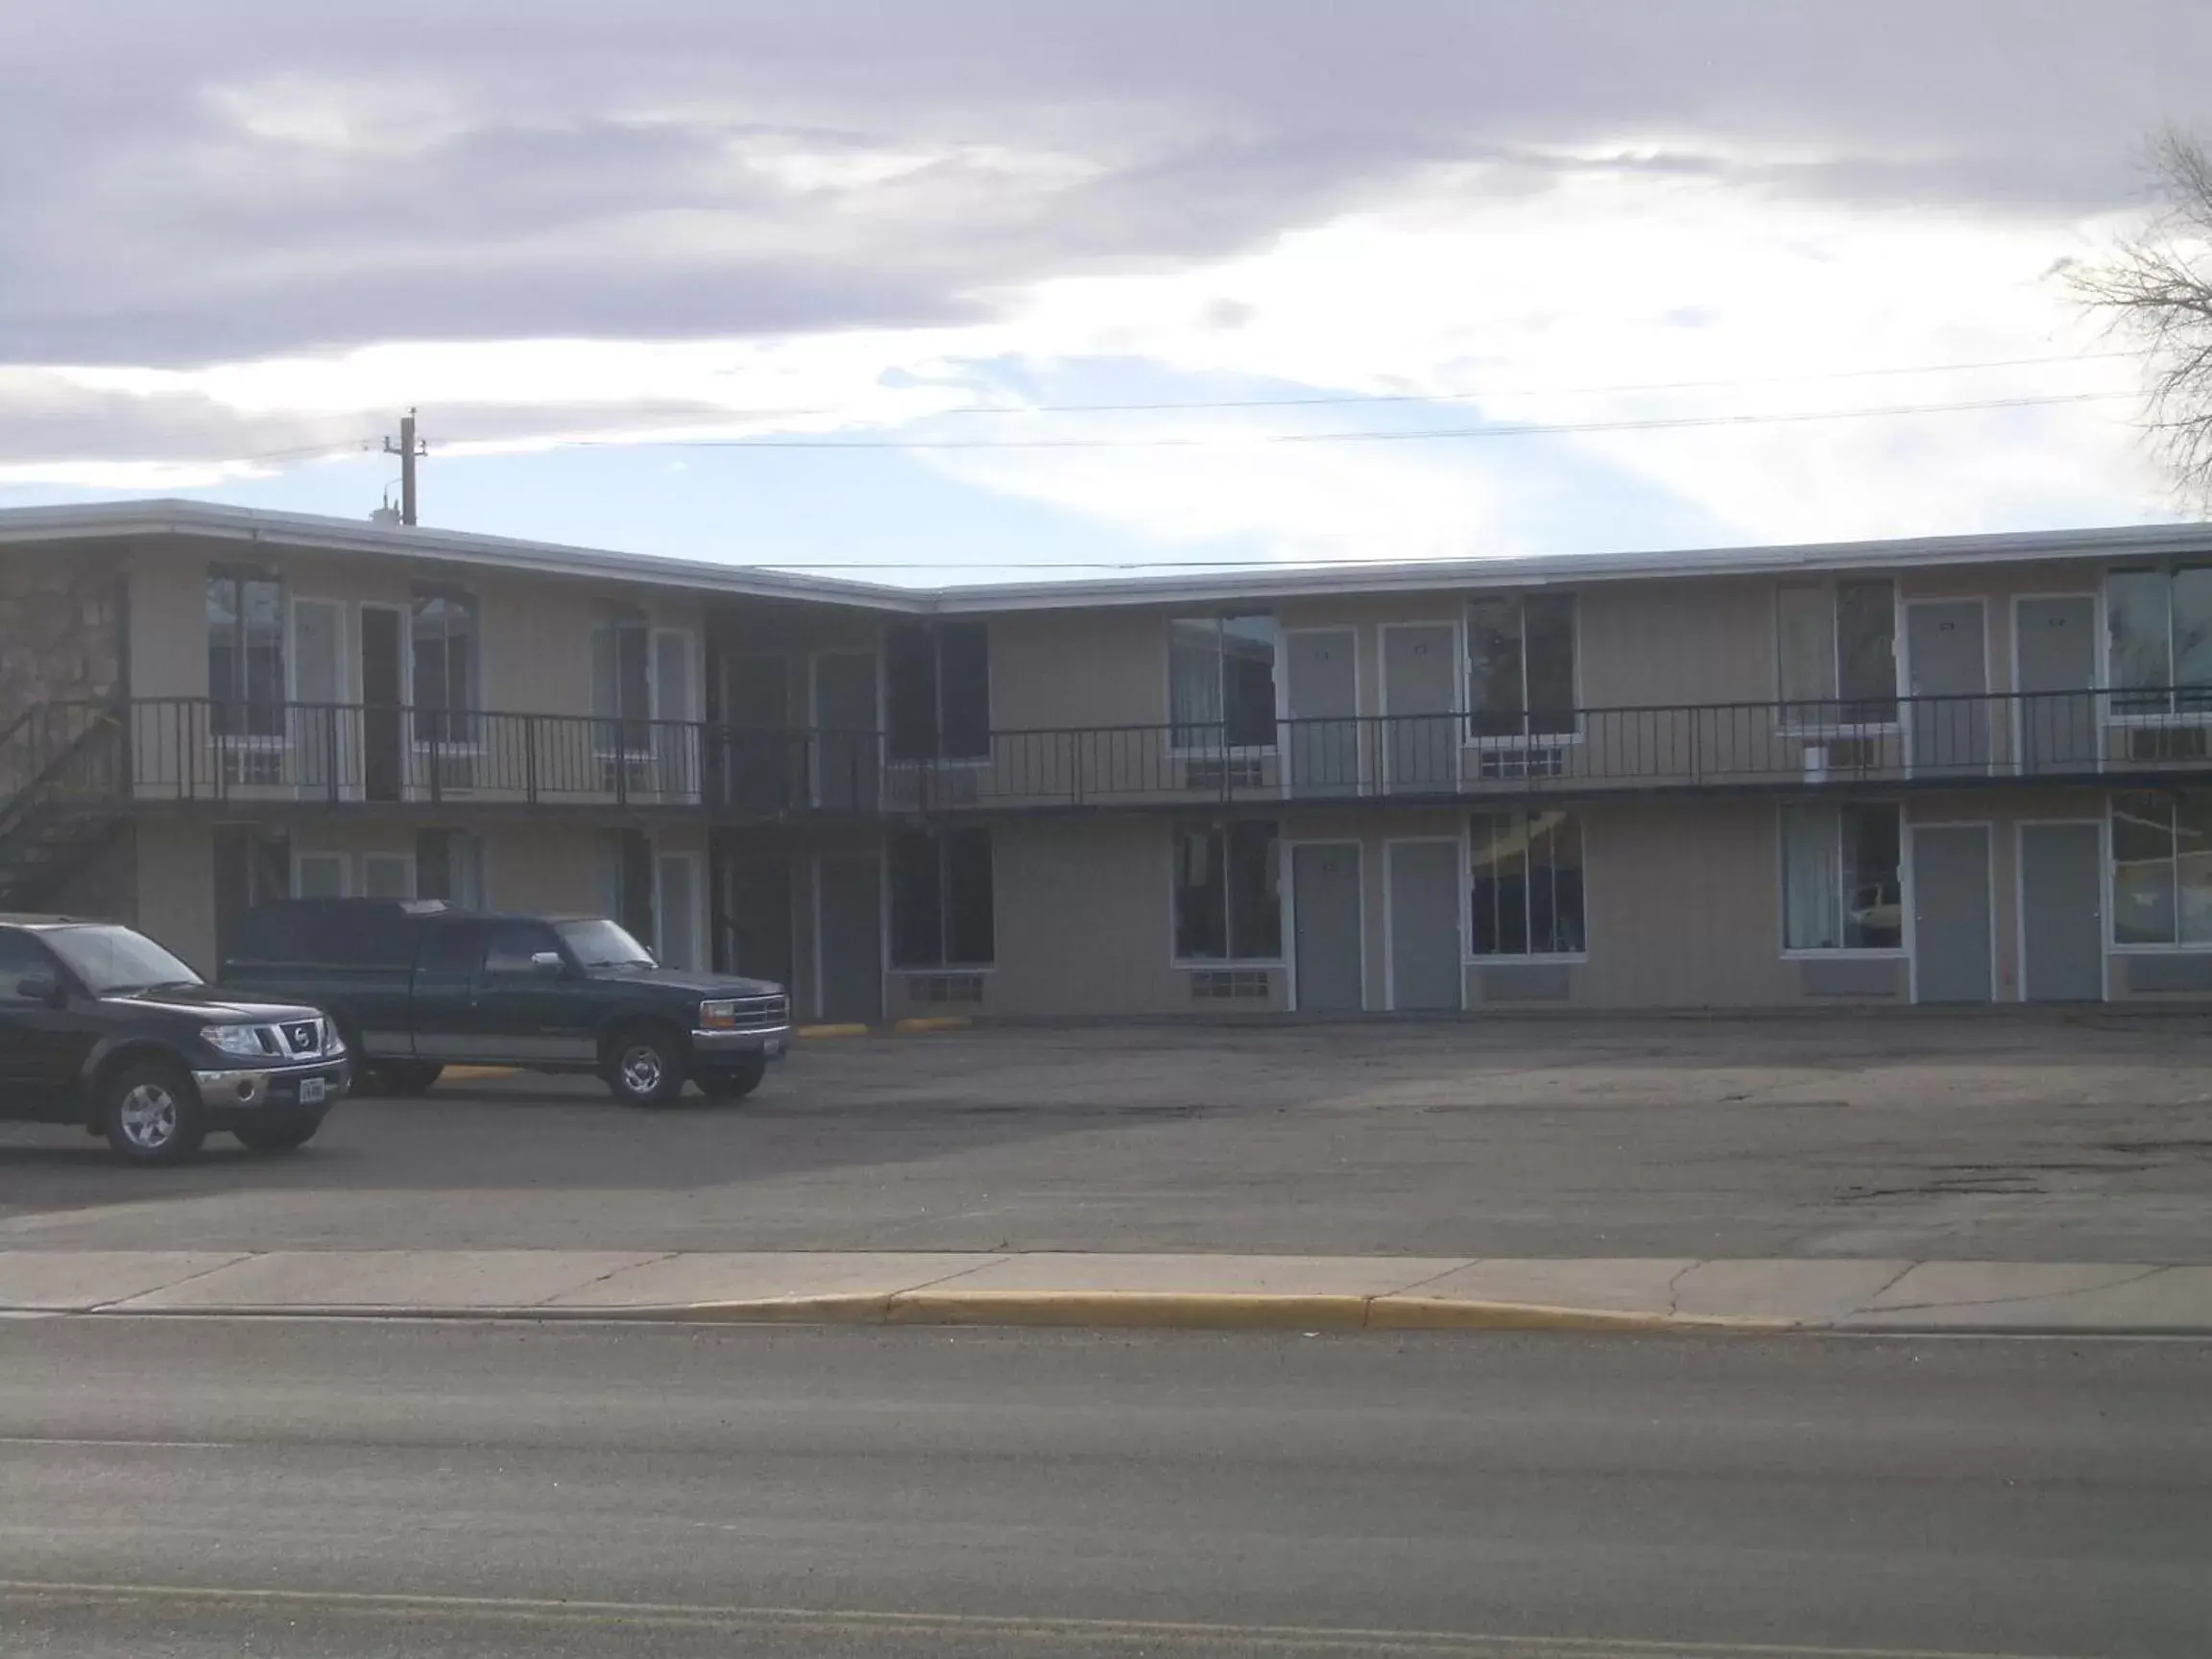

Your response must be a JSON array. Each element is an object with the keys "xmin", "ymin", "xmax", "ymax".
[{"xmin": 8, "ymin": 689, "xmax": 2212, "ymax": 823}]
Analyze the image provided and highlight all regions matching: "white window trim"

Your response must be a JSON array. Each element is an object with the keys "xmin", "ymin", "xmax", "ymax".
[
  {"xmin": 1464, "ymin": 808, "xmax": 1591, "ymax": 966},
  {"xmin": 1773, "ymin": 800, "xmax": 1908, "ymax": 958},
  {"xmin": 2103, "ymin": 566, "xmax": 2212, "ymax": 725},
  {"xmin": 407, "ymin": 585, "xmax": 487, "ymax": 757},
  {"xmin": 1165, "ymin": 821, "xmax": 1286, "ymax": 969},
  {"xmin": 208, "ymin": 566, "xmax": 295, "ymax": 755},
  {"xmin": 2104, "ymin": 789, "xmax": 2212, "ymax": 952},
  {"xmin": 1166, "ymin": 614, "xmax": 1284, "ymax": 759},
  {"xmin": 1773, "ymin": 579, "xmax": 1903, "ymax": 737},
  {"xmin": 1462, "ymin": 591, "xmax": 1585, "ymax": 750}
]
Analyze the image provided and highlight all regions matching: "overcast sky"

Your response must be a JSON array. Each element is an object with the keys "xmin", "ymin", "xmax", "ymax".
[{"xmin": 1, "ymin": 0, "xmax": 2206, "ymax": 580}]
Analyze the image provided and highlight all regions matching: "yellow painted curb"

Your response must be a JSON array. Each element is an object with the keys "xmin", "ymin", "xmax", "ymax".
[
  {"xmin": 439, "ymin": 1066, "xmax": 519, "ymax": 1081},
  {"xmin": 891, "ymin": 1016, "xmax": 973, "ymax": 1034},
  {"xmin": 795, "ymin": 1023, "xmax": 869, "ymax": 1039}
]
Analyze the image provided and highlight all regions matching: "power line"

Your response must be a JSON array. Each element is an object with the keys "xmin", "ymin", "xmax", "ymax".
[{"xmin": 540, "ymin": 389, "xmax": 2133, "ymax": 453}]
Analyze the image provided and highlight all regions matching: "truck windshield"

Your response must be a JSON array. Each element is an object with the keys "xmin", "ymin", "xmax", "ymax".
[
  {"xmin": 43, "ymin": 926, "xmax": 204, "ymax": 995},
  {"xmin": 555, "ymin": 919, "xmax": 657, "ymax": 969}
]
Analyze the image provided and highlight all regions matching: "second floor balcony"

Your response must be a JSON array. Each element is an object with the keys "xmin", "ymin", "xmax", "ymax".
[{"xmin": 11, "ymin": 689, "xmax": 2212, "ymax": 825}]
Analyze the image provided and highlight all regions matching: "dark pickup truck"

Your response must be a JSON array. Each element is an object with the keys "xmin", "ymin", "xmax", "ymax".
[
  {"xmin": 220, "ymin": 900, "xmax": 790, "ymax": 1105},
  {"xmin": 0, "ymin": 914, "xmax": 349, "ymax": 1164}
]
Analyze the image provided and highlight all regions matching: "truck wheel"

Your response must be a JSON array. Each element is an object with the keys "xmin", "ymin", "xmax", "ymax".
[
  {"xmin": 100, "ymin": 1060, "xmax": 207, "ymax": 1166},
  {"xmin": 695, "ymin": 1054, "xmax": 768, "ymax": 1101},
  {"xmin": 605, "ymin": 1024, "xmax": 687, "ymax": 1107},
  {"xmin": 234, "ymin": 1114, "xmax": 325, "ymax": 1154},
  {"xmin": 365, "ymin": 1062, "xmax": 444, "ymax": 1097}
]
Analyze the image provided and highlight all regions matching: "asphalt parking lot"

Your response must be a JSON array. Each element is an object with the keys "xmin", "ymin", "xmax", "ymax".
[{"xmin": 6, "ymin": 1013, "xmax": 2212, "ymax": 1262}]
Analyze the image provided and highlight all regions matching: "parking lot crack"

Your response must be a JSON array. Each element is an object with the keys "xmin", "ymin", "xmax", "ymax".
[
  {"xmin": 86, "ymin": 1252, "xmax": 256, "ymax": 1312},
  {"xmin": 526, "ymin": 1252, "xmax": 677, "ymax": 1309},
  {"xmin": 1872, "ymin": 1264, "xmax": 2174, "ymax": 1314}
]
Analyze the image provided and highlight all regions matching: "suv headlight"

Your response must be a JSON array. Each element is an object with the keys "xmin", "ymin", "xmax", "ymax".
[
  {"xmin": 699, "ymin": 999, "xmax": 738, "ymax": 1030},
  {"xmin": 202, "ymin": 1023, "xmax": 268, "ymax": 1059}
]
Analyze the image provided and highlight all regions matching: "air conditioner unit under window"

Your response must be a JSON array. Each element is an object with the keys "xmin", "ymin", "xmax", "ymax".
[
  {"xmin": 1181, "ymin": 755, "xmax": 1265, "ymax": 790},
  {"xmin": 1476, "ymin": 745, "xmax": 1566, "ymax": 781}
]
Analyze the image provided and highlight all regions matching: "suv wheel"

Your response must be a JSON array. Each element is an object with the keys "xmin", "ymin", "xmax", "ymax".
[
  {"xmin": 101, "ymin": 1061, "xmax": 207, "ymax": 1166},
  {"xmin": 234, "ymin": 1114, "xmax": 325, "ymax": 1154},
  {"xmin": 606, "ymin": 1024, "xmax": 687, "ymax": 1107},
  {"xmin": 695, "ymin": 1053, "xmax": 768, "ymax": 1102}
]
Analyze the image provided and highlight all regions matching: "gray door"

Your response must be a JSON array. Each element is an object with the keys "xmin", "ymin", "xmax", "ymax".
[
  {"xmin": 2016, "ymin": 596, "xmax": 2099, "ymax": 773},
  {"xmin": 1907, "ymin": 601, "xmax": 1987, "ymax": 774},
  {"xmin": 1388, "ymin": 840, "xmax": 1463, "ymax": 1011},
  {"xmin": 1911, "ymin": 826, "xmax": 1993, "ymax": 1004},
  {"xmin": 1286, "ymin": 631, "xmax": 1359, "ymax": 796},
  {"xmin": 813, "ymin": 653, "xmax": 878, "ymax": 812},
  {"xmin": 2020, "ymin": 822, "xmax": 2104, "ymax": 1001},
  {"xmin": 726, "ymin": 656, "xmax": 796, "ymax": 814},
  {"xmin": 1291, "ymin": 843, "xmax": 1363, "ymax": 1012},
  {"xmin": 1383, "ymin": 625, "xmax": 1457, "ymax": 793},
  {"xmin": 293, "ymin": 599, "xmax": 343, "ymax": 795},
  {"xmin": 721, "ymin": 854, "xmax": 795, "ymax": 988},
  {"xmin": 817, "ymin": 854, "xmax": 882, "ymax": 1022}
]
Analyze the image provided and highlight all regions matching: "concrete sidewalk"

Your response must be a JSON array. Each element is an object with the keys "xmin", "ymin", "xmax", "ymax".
[{"xmin": 4, "ymin": 1249, "xmax": 2210, "ymax": 1334}]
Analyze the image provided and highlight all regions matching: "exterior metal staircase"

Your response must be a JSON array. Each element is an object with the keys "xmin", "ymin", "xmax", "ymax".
[{"xmin": 0, "ymin": 702, "xmax": 128, "ymax": 913}]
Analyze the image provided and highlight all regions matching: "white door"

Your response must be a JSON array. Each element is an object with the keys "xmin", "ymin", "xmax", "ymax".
[{"xmin": 652, "ymin": 628, "xmax": 700, "ymax": 799}]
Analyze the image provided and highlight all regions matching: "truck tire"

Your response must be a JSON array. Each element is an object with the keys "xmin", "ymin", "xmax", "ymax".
[
  {"xmin": 100, "ymin": 1059, "xmax": 208, "ymax": 1166},
  {"xmin": 695, "ymin": 1053, "xmax": 768, "ymax": 1101},
  {"xmin": 364, "ymin": 1062, "xmax": 444, "ymax": 1097},
  {"xmin": 234, "ymin": 1114, "xmax": 326, "ymax": 1154},
  {"xmin": 605, "ymin": 1022, "xmax": 688, "ymax": 1107}
]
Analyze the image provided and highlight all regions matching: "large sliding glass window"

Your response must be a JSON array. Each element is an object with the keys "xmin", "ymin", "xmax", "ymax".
[
  {"xmin": 1173, "ymin": 820, "xmax": 1281, "ymax": 961},
  {"xmin": 1776, "ymin": 581, "xmax": 1896, "ymax": 726},
  {"xmin": 1169, "ymin": 616, "xmax": 1277, "ymax": 751},
  {"xmin": 205, "ymin": 567, "xmax": 286, "ymax": 738},
  {"xmin": 1779, "ymin": 803, "xmax": 1903, "ymax": 950},
  {"xmin": 886, "ymin": 622, "xmax": 991, "ymax": 762},
  {"xmin": 1469, "ymin": 809, "xmax": 1585, "ymax": 956},
  {"xmin": 1466, "ymin": 593, "xmax": 1576, "ymax": 740},
  {"xmin": 410, "ymin": 585, "xmax": 479, "ymax": 746},
  {"xmin": 2111, "ymin": 790, "xmax": 2212, "ymax": 946},
  {"xmin": 591, "ymin": 607, "xmax": 652, "ymax": 755},
  {"xmin": 2107, "ymin": 568, "xmax": 2212, "ymax": 715},
  {"xmin": 889, "ymin": 827, "xmax": 996, "ymax": 968}
]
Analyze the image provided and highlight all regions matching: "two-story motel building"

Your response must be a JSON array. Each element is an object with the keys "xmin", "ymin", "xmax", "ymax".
[{"xmin": 5, "ymin": 497, "xmax": 2212, "ymax": 1020}]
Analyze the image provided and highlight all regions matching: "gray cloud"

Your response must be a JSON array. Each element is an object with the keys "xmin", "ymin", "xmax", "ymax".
[{"xmin": 0, "ymin": 0, "xmax": 2204, "ymax": 372}]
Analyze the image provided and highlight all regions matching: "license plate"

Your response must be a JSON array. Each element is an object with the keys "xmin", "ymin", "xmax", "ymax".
[{"xmin": 299, "ymin": 1078, "xmax": 327, "ymax": 1106}]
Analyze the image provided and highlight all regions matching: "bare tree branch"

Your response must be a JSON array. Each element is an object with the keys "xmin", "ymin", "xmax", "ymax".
[{"xmin": 2072, "ymin": 128, "xmax": 2212, "ymax": 509}]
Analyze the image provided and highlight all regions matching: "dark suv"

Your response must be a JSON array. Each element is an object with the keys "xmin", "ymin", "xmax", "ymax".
[{"xmin": 0, "ymin": 915, "xmax": 350, "ymax": 1164}]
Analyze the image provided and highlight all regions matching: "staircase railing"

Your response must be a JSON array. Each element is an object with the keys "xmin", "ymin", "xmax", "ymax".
[{"xmin": 0, "ymin": 700, "xmax": 126, "ymax": 846}]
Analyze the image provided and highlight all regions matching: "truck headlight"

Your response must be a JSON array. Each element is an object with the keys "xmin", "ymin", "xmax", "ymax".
[
  {"xmin": 202, "ymin": 1024, "xmax": 268, "ymax": 1059},
  {"xmin": 699, "ymin": 999, "xmax": 738, "ymax": 1030},
  {"xmin": 323, "ymin": 1020, "xmax": 347, "ymax": 1055}
]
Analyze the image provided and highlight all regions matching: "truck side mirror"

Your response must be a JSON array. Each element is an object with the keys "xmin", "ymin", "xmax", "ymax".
[
  {"xmin": 15, "ymin": 974, "xmax": 63, "ymax": 1007},
  {"xmin": 529, "ymin": 951, "xmax": 565, "ymax": 978}
]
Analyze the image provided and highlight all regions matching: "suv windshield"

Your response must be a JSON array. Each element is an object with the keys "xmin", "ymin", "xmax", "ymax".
[
  {"xmin": 554, "ymin": 919, "xmax": 657, "ymax": 970},
  {"xmin": 44, "ymin": 926, "xmax": 204, "ymax": 996}
]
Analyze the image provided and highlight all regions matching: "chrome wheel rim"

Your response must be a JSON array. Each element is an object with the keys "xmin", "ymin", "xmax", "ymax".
[
  {"xmin": 619, "ymin": 1047, "xmax": 664, "ymax": 1095},
  {"xmin": 118, "ymin": 1083, "xmax": 179, "ymax": 1150}
]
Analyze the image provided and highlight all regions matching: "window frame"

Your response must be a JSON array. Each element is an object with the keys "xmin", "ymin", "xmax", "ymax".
[
  {"xmin": 2104, "ymin": 566, "xmax": 2212, "ymax": 726},
  {"xmin": 885, "ymin": 621, "xmax": 993, "ymax": 766},
  {"xmin": 1774, "ymin": 579, "xmax": 1901, "ymax": 736},
  {"xmin": 1775, "ymin": 800, "xmax": 1907, "ymax": 958},
  {"xmin": 2106, "ymin": 789, "xmax": 2212, "ymax": 951},
  {"xmin": 408, "ymin": 583, "xmax": 483, "ymax": 753},
  {"xmin": 205, "ymin": 565, "xmax": 290, "ymax": 745},
  {"xmin": 1465, "ymin": 808, "xmax": 1589, "ymax": 963},
  {"xmin": 1168, "ymin": 818, "xmax": 1284, "ymax": 967},
  {"xmin": 1462, "ymin": 591, "xmax": 1582, "ymax": 750},
  {"xmin": 887, "ymin": 826, "xmax": 997, "ymax": 971},
  {"xmin": 1167, "ymin": 614, "xmax": 1282, "ymax": 757}
]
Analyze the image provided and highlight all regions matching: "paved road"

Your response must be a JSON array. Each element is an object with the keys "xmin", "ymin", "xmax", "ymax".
[
  {"xmin": 3, "ymin": 1319, "xmax": 2210, "ymax": 1657},
  {"xmin": 6, "ymin": 1016, "xmax": 2212, "ymax": 1261}
]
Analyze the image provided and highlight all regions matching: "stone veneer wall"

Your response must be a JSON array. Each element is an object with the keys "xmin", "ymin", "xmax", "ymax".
[{"xmin": 0, "ymin": 547, "xmax": 127, "ymax": 734}]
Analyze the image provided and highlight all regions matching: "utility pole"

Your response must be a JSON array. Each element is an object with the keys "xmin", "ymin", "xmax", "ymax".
[{"xmin": 382, "ymin": 409, "xmax": 424, "ymax": 525}]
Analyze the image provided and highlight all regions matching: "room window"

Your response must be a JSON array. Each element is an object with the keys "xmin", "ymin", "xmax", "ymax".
[
  {"xmin": 1173, "ymin": 820, "xmax": 1280, "ymax": 961},
  {"xmin": 1466, "ymin": 593, "xmax": 1576, "ymax": 740},
  {"xmin": 1779, "ymin": 803, "xmax": 1903, "ymax": 950},
  {"xmin": 886, "ymin": 622, "xmax": 990, "ymax": 763},
  {"xmin": 410, "ymin": 585, "xmax": 480, "ymax": 746},
  {"xmin": 416, "ymin": 829, "xmax": 485, "ymax": 908},
  {"xmin": 591, "ymin": 607, "xmax": 653, "ymax": 753},
  {"xmin": 1169, "ymin": 615, "xmax": 1277, "ymax": 751},
  {"xmin": 1469, "ymin": 809, "xmax": 1585, "ymax": 956},
  {"xmin": 889, "ymin": 827, "xmax": 996, "ymax": 968},
  {"xmin": 1776, "ymin": 581, "xmax": 1896, "ymax": 726},
  {"xmin": 205, "ymin": 566, "xmax": 286, "ymax": 738},
  {"xmin": 2107, "ymin": 568, "xmax": 2212, "ymax": 716},
  {"xmin": 2111, "ymin": 790, "xmax": 2212, "ymax": 946}
]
